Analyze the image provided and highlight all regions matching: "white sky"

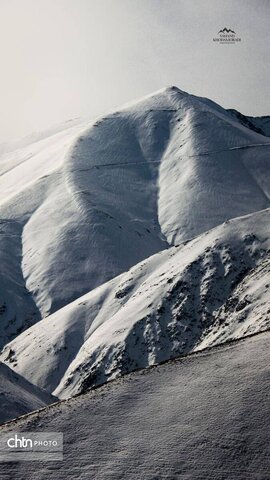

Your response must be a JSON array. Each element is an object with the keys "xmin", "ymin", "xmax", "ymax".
[{"xmin": 0, "ymin": 0, "xmax": 269, "ymax": 143}]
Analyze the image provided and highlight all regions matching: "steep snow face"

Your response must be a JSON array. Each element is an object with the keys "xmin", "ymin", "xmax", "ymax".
[
  {"xmin": 2, "ymin": 208, "xmax": 269, "ymax": 398},
  {"xmin": 0, "ymin": 86, "xmax": 269, "ymax": 345},
  {"xmin": 197, "ymin": 254, "xmax": 270, "ymax": 350},
  {"xmin": 1, "ymin": 332, "xmax": 270, "ymax": 480},
  {"xmin": 0, "ymin": 362, "xmax": 56, "ymax": 424}
]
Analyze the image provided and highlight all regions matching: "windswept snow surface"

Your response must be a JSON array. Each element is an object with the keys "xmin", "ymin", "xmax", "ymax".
[
  {"xmin": 0, "ymin": 362, "xmax": 56, "ymax": 424},
  {"xmin": 2, "ymin": 208, "xmax": 269, "ymax": 398},
  {"xmin": 1, "ymin": 332, "xmax": 270, "ymax": 480},
  {"xmin": 0, "ymin": 86, "xmax": 270, "ymax": 349}
]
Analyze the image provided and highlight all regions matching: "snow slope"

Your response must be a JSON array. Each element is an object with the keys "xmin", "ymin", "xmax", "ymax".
[
  {"xmin": 0, "ymin": 120, "xmax": 88, "ymax": 348},
  {"xmin": 251, "ymin": 116, "xmax": 270, "ymax": 136},
  {"xmin": 2, "ymin": 208, "xmax": 269, "ymax": 398},
  {"xmin": 227, "ymin": 108, "xmax": 270, "ymax": 137},
  {"xmin": 0, "ymin": 86, "xmax": 269, "ymax": 349},
  {"xmin": 1, "ymin": 331, "xmax": 270, "ymax": 480},
  {"xmin": 0, "ymin": 362, "xmax": 56, "ymax": 424}
]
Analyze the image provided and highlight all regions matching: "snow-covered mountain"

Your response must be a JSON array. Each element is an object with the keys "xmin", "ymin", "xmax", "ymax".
[
  {"xmin": 1, "ymin": 331, "xmax": 270, "ymax": 479},
  {"xmin": 0, "ymin": 362, "xmax": 56, "ymax": 424},
  {"xmin": 0, "ymin": 86, "xmax": 269, "ymax": 350},
  {"xmin": 0, "ymin": 86, "xmax": 269, "ymax": 403},
  {"xmin": 1, "ymin": 208, "xmax": 269, "ymax": 398}
]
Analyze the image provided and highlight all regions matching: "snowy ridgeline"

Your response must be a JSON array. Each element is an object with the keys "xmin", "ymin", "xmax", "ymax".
[
  {"xmin": 1, "ymin": 208, "xmax": 269, "ymax": 398},
  {"xmin": 0, "ymin": 86, "xmax": 269, "ymax": 401},
  {"xmin": 1, "ymin": 331, "xmax": 270, "ymax": 480}
]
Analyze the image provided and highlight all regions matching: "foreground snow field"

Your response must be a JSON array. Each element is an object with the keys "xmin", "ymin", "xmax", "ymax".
[
  {"xmin": 0, "ymin": 331, "xmax": 270, "ymax": 480},
  {"xmin": 0, "ymin": 363, "xmax": 56, "ymax": 424}
]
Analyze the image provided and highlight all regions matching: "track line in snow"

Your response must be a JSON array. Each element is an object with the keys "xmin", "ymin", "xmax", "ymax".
[{"xmin": 63, "ymin": 142, "xmax": 270, "ymax": 172}]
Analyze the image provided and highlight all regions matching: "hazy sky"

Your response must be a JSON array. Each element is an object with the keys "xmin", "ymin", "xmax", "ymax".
[{"xmin": 0, "ymin": 0, "xmax": 269, "ymax": 143}]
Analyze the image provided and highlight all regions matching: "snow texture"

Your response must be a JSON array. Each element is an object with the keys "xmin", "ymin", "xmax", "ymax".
[{"xmin": 0, "ymin": 331, "xmax": 270, "ymax": 479}]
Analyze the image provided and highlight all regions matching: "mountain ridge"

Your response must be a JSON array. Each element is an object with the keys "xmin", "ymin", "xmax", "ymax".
[
  {"xmin": 0, "ymin": 85, "xmax": 269, "ymax": 400},
  {"xmin": 2, "ymin": 207, "xmax": 269, "ymax": 398}
]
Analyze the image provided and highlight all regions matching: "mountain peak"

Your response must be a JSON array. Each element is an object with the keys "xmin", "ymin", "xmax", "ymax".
[
  {"xmin": 0, "ymin": 85, "xmax": 269, "ymax": 367},
  {"xmin": 150, "ymin": 84, "xmax": 188, "ymax": 99},
  {"xmin": 164, "ymin": 85, "xmax": 183, "ymax": 93}
]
